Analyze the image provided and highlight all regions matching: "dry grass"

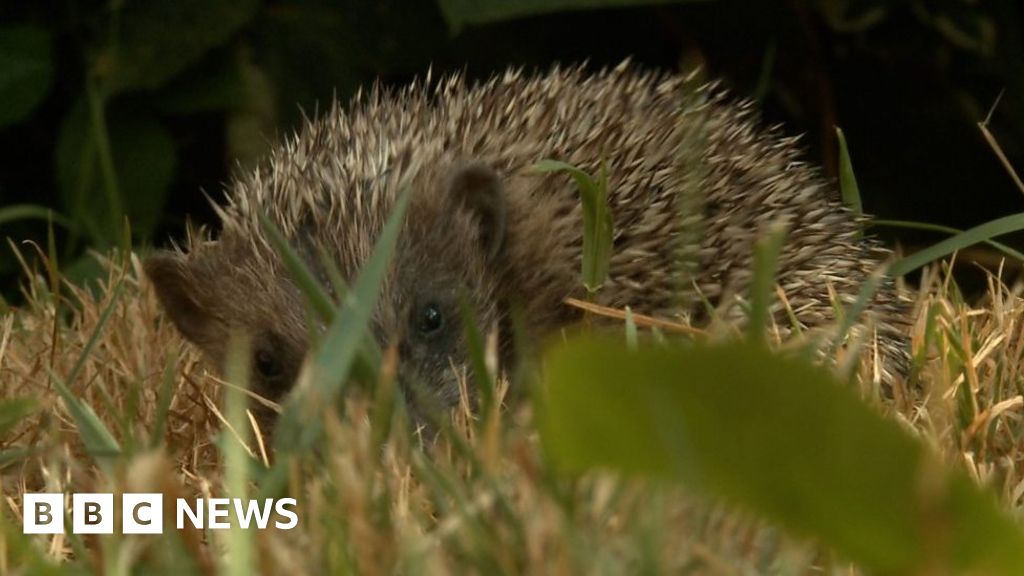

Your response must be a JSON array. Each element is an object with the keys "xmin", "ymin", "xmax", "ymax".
[{"xmin": 2, "ymin": 244, "xmax": 1024, "ymax": 574}]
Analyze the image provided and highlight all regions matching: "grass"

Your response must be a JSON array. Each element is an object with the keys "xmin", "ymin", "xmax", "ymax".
[{"xmin": 2, "ymin": 238, "xmax": 1024, "ymax": 573}]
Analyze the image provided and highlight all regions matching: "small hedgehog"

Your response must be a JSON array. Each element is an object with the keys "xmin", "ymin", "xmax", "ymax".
[{"xmin": 145, "ymin": 62, "xmax": 910, "ymax": 415}]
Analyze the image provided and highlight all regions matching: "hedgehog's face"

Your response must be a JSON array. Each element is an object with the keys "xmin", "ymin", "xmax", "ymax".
[
  {"xmin": 144, "ymin": 236, "xmax": 311, "ymax": 414},
  {"xmin": 144, "ymin": 162, "xmax": 510, "ymax": 428},
  {"xmin": 379, "ymin": 163, "xmax": 509, "ymax": 415}
]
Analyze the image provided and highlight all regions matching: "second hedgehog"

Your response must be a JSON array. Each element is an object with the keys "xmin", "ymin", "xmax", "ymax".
[{"xmin": 146, "ymin": 62, "xmax": 910, "ymax": 416}]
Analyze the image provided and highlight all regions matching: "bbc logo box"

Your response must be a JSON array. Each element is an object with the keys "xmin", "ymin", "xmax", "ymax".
[
  {"xmin": 23, "ymin": 493, "xmax": 298, "ymax": 534},
  {"xmin": 24, "ymin": 493, "xmax": 163, "ymax": 535}
]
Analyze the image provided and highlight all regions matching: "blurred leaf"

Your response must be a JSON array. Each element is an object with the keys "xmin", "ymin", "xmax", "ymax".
[
  {"xmin": 0, "ymin": 26, "xmax": 53, "ymax": 127},
  {"xmin": 0, "ymin": 398, "xmax": 36, "ymax": 438},
  {"xmin": 889, "ymin": 212, "xmax": 1024, "ymax": 276},
  {"xmin": 222, "ymin": 334, "xmax": 256, "ymax": 576},
  {"xmin": 539, "ymin": 338, "xmax": 1024, "ymax": 574},
  {"xmin": 55, "ymin": 99, "xmax": 176, "ymax": 243},
  {"xmin": 150, "ymin": 47, "xmax": 247, "ymax": 115},
  {"xmin": 437, "ymin": 0, "xmax": 706, "ymax": 31},
  {"xmin": 0, "ymin": 204, "xmax": 72, "ymax": 229},
  {"xmin": 98, "ymin": 0, "xmax": 259, "ymax": 94}
]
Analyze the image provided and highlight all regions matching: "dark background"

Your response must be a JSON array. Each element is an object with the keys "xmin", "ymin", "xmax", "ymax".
[{"xmin": 1, "ymin": 0, "xmax": 1023, "ymax": 301}]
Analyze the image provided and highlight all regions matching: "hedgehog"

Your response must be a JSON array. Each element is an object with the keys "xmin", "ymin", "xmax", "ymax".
[{"xmin": 144, "ymin": 61, "xmax": 910, "ymax": 419}]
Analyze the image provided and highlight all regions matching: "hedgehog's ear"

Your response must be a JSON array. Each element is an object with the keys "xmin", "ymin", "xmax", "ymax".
[
  {"xmin": 144, "ymin": 251, "xmax": 221, "ymax": 346},
  {"xmin": 447, "ymin": 163, "xmax": 506, "ymax": 259}
]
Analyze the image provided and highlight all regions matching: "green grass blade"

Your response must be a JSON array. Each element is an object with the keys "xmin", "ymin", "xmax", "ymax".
[
  {"xmin": 0, "ymin": 204, "xmax": 73, "ymax": 229},
  {"xmin": 269, "ymin": 184, "xmax": 410, "ymax": 460},
  {"xmin": 888, "ymin": 212, "xmax": 1024, "ymax": 277},
  {"xmin": 539, "ymin": 338, "xmax": 1024, "ymax": 575},
  {"xmin": 748, "ymin": 223, "xmax": 786, "ymax": 344},
  {"xmin": 65, "ymin": 280, "xmax": 124, "ymax": 390},
  {"xmin": 624, "ymin": 307, "xmax": 638, "ymax": 350},
  {"xmin": 835, "ymin": 127, "xmax": 863, "ymax": 215},
  {"xmin": 46, "ymin": 368, "xmax": 121, "ymax": 461},
  {"xmin": 872, "ymin": 218, "xmax": 1024, "ymax": 263},
  {"xmin": 532, "ymin": 160, "xmax": 613, "ymax": 293},
  {"xmin": 459, "ymin": 295, "xmax": 496, "ymax": 424},
  {"xmin": 149, "ymin": 350, "xmax": 178, "ymax": 449},
  {"xmin": 222, "ymin": 334, "xmax": 255, "ymax": 576},
  {"xmin": 259, "ymin": 214, "xmax": 335, "ymax": 324},
  {"xmin": 827, "ymin": 265, "xmax": 887, "ymax": 359}
]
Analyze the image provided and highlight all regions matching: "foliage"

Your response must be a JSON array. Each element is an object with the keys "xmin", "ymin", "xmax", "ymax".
[{"xmin": 1, "ymin": 0, "xmax": 1022, "ymax": 296}]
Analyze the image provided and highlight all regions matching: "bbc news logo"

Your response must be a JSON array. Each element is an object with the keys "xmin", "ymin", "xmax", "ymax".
[{"xmin": 23, "ymin": 493, "xmax": 298, "ymax": 534}]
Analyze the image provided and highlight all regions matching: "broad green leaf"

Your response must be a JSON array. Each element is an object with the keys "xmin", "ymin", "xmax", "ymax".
[
  {"xmin": 150, "ymin": 48, "xmax": 247, "ymax": 115},
  {"xmin": 835, "ymin": 127, "xmax": 863, "ymax": 215},
  {"xmin": 0, "ymin": 26, "xmax": 53, "ymax": 126},
  {"xmin": 437, "ymin": 0, "xmax": 706, "ymax": 32},
  {"xmin": 98, "ymin": 0, "xmax": 259, "ymax": 94},
  {"xmin": 889, "ymin": 212, "xmax": 1024, "ymax": 277},
  {"xmin": 55, "ymin": 99, "xmax": 176, "ymax": 243},
  {"xmin": 539, "ymin": 338, "xmax": 1024, "ymax": 574}
]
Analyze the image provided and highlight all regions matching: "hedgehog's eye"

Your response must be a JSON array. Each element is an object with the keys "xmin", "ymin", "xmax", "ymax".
[
  {"xmin": 254, "ymin": 348, "xmax": 283, "ymax": 380},
  {"xmin": 415, "ymin": 302, "xmax": 444, "ymax": 336}
]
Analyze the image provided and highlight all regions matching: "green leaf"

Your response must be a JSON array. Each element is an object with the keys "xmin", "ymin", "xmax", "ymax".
[
  {"xmin": 532, "ymin": 160, "xmax": 613, "ymax": 293},
  {"xmin": 835, "ymin": 127, "xmax": 863, "ymax": 215},
  {"xmin": 0, "ymin": 26, "xmax": 53, "ymax": 126},
  {"xmin": 55, "ymin": 99, "xmax": 177, "ymax": 243},
  {"xmin": 889, "ymin": 212, "xmax": 1024, "ymax": 277},
  {"xmin": 539, "ymin": 338, "xmax": 1024, "ymax": 575},
  {"xmin": 98, "ymin": 0, "xmax": 259, "ymax": 94},
  {"xmin": 437, "ymin": 0, "xmax": 706, "ymax": 32}
]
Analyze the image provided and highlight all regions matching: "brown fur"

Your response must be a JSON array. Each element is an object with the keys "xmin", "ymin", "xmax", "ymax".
[{"xmin": 146, "ymin": 61, "xmax": 911, "ymax": 416}]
